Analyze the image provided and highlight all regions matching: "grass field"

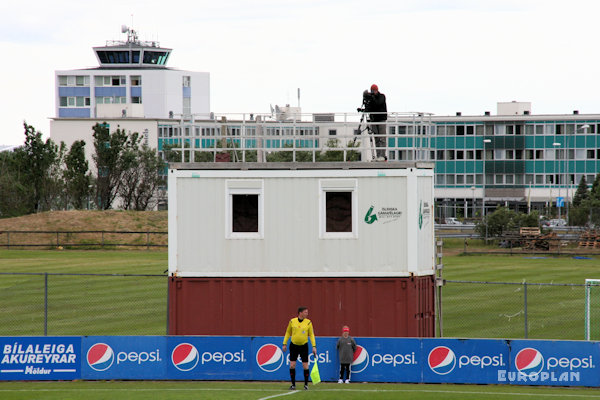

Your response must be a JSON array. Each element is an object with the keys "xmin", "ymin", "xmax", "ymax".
[
  {"xmin": 1, "ymin": 381, "xmax": 600, "ymax": 400},
  {"xmin": 2, "ymin": 248, "xmax": 600, "ymax": 338}
]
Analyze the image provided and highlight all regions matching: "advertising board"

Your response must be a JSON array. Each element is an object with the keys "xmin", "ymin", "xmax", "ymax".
[
  {"xmin": 0, "ymin": 337, "xmax": 80, "ymax": 380},
  {"xmin": 3, "ymin": 336, "xmax": 600, "ymax": 387}
]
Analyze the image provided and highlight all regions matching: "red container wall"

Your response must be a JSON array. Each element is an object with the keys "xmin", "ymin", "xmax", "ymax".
[{"xmin": 168, "ymin": 276, "xmax": 435, "ymax": 337}]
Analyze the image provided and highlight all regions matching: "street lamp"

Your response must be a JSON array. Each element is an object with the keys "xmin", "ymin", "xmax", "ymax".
[
  {"xmin": 553, "ymin": 142, "xmax": 561, "ymax": 219},
  {"xmin": 471, "ymin": 186, "xmax": 476, "ymax": 219},
  {"xmin": 483, "ymin": 139, "xmax": 491, "ymax": 241}
]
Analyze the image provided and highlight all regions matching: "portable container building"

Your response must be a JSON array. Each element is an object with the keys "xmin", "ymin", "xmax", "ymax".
[{"xmin": 168, "ymin": 162, "xmax": 436, "ymax": 337}]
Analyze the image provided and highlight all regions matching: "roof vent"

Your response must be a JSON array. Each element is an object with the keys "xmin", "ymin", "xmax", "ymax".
[
  {"xmin": 573, "ymin": 110, "xmax": 579, "ymax": 115},
  {"xmin": 456, "ymin": 112, "xmax": 462, "ymax": 116},
  {"xmin": 484, "ymin": 111, "xmax": 491, "ymax": 116}
]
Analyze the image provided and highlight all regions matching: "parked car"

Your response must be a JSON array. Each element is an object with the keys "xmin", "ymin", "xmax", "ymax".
[
  {"xmin": 547, "ymin": 218, "xmax": 567, "ymax": 227},
  {"xmin": 444, "ymin": 217, "xmax": 462, "ymax": 225}
]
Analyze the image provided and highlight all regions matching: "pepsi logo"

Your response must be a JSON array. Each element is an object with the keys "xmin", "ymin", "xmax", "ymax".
[
  {"xmin": 171, "ymin": 343, "xmax": 199, "ymax": 372},
  {"xmin": 256, "ymin": 344, "xmax": 284, "ymax": 372},
  {"xmin": 351, "ymin": 345, "xmax": 369, "ymax": 373},
  {"xmin": 515, "ymin": 347, "xmax": 544, "ymax": 377},
  {"xmin": 87, "ymin": 343, "xmax": 114, "ymax": 371},
  {"xmin": 428, "ymin": 346, "xmax": 456, "ymax": 375}
]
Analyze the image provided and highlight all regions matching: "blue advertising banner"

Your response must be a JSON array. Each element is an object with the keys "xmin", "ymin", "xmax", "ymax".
[
  {"xmin": 0, "ymin": 337, "xmax": 80, "ymax": 380},
  {"xmin": 251, "ymin": 337, "xmax": 334, "ymax": 381},
  {"xmin": 82, "ymin": 336, "xmax": 166, "ymax": 380},
  {"xmin": 167, "ymin": 336, "xmax": 252, "ymax": 380},
  {"xmin": 421, "ymin": 338, "xmax": 508, "ymax": 384},
  {"xmin": 2, "ymin": 336, "xmax": 600, "ymax": 387},
  {"xmin": 346, "ymin": 337, "xmax": 421, "ymax": 383},
  {"xmin": 505, "ymin": 340, "xmax": 600, "ymax": 387}
]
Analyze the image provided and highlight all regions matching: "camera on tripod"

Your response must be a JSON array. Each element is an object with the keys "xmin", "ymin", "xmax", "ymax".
[{"xmin": 357, "ymin": 90, "xmax": 374, "ymax": 112}]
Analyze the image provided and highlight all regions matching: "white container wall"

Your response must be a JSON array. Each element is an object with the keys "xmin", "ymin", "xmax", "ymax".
[{"xmin": 168, "ymin": 164, "xmax": 435, "ymax": 278}]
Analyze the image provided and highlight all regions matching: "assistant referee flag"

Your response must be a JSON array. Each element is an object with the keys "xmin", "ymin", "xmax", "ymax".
[{"xmin": 310, "ymin": 361, "xmax": 321, "ymax": 384}]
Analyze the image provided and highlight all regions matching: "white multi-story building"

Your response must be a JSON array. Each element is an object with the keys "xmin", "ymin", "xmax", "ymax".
[{"xmin": 50, "ymin": 28, "xmax": 210, "ymax": 161}]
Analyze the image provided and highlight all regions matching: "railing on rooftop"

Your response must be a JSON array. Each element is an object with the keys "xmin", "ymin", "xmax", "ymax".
[{"xmin": 157, "ymin": 111, "xmax": 435, "ymax": 163}]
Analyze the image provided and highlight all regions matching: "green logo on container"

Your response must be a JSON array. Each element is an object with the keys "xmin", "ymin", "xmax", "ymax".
[
  {"xmin": 418, "ymin": 200, "xmax": 423, "ymax": 230},
  {"xmin": 364, "ymin": 205, "xmax": 378, "ymax": 224}
]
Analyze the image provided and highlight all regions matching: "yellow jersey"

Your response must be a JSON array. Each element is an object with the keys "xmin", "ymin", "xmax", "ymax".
[{"xmin": 283, "ymin": 318, "xmax": 316, "ymax": 347}]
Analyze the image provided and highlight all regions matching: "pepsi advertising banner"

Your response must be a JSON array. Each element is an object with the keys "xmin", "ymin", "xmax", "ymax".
[
  {"xmin": 4, "ymin": 336, "xmax": 600, "ymax": 386},
  {"xmin": 422, "ymin": 339, "xmax": 508, "ymax": 384},
  {"xmin": 503, "ymin": 340, "xmax": 600, "ymax": 386},
  {"xmin": 0, "ymin": 337, "xmax": 80, "ymax": 380},
  {"xmin": 346, "ymin": 337, "xmax": 421, "ymax": 383},
  {"xmin": 167, "ymin": 336, "xmax": 252, "ymax": 380},
  {"xmin": 82, "ymin": 336, "xmax": 166, "ymax": 380}
]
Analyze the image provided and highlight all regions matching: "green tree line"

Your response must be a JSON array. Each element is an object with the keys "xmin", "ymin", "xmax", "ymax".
[{"xmin": 0, "ymin": 123, "xmax": 164, "ymax": 217}]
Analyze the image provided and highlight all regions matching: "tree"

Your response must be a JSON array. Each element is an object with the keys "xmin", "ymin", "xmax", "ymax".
[
  {"xmin": 474, "ymin": 207, "xmax": 536, "ymax": 238},
  {"xmin": 573, "ymin": 175, "xmax": 589, "ymax": 207},
  {"xmin": 17, "ymin": 123, "xmax": 61, "ymax": 213},
  {"xmin": 92, "ymin": 123, "xmax": 141, "ymax": 210},
  {"xmin": 118, "ymin": 145, "xmax": 165, "ymax": 210},
  {"xmin": 64, "ymin": 140, "xmax": 92, "ymax": 209},
  {"xmin": 591, "ymin": 174, "xmax": 600, "ymax": 201},
  {"xmin": 0, "ymin": 149, "xmax": 31, "ymax": 217}
]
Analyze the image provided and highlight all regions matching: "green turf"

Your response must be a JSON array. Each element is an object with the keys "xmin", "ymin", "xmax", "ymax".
[
  {"xmin": 1, "ymin": 250, "xmax": 600, "ymax": 339},
  {"xmin": 1, "ymin": 381, "xmax": 600, "ymax": 400}
]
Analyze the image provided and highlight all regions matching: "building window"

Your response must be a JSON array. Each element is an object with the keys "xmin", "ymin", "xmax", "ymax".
[
  {"xmin": 59, "ymin": 75, "xmax": 89, "ymax": 86},
  {"xmin": 328, "ymin": 129, "xmax": 337, "ymax": 136},
  {"xmin": 60, "ymin": 96, "xmax": 90, "ymax": 107},
  {"xmin": 226, "ymin": 180, "xmax": 264, "ymax": 239},
  {"xmin": 232, "ymin": 195, "xmax": 258, "ymax": 232},
  {"xmin": 131, "ymin": 96, "xmax": 142, "ymax": 104},
  {"xmin": 131, "ymin": 76, "xmax": 142, "ymax": 86},
  {"xmin": 319, "ymin": 179, "xmax": 357, "ymax": 239},
  {"xmin": 183, "ymin": 76, "xmax": 191, "ymax": 87}
]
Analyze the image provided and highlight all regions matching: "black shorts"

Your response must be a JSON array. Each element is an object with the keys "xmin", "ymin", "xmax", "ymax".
[{"xmin": 289, "ymin": 343, "xmax": 309, "ymax": 363}]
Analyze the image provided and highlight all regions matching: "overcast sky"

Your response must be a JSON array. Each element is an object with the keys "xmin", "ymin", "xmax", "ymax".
[{"xmin": 2, "ymin": 0, "xmax": 600, "ymax": 145}]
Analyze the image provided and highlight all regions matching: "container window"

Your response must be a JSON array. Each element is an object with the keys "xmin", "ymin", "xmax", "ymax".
[
  {"xmin": 319, "ymin": 179, "xmax": 357, "ymax": 239},
  {"xmin": 325, "ymin": 192, "xmax": 352, "ymax": 232},
  {"xmin": 232, "ymin": 194, "xmax": 258, "ymax": 232},
  {"xmin": 226, "ymin": 180, "xmax": 264, "ymax": 239}
]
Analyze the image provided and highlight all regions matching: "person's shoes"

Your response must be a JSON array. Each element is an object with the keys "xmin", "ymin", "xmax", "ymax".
[
  {"xmin": 289, "ymin": 385, "xmax": 295, "ymax": 390},
  {"xmin": 345, "ymin": 379, "xmax": 350, "ymax": 384},
  {"xmin": 304, "ymin": 384, "xmax": 309, "ymax": 390},
  {"xmin": 338, "ymin": 379, "xmax": 343, "ymax": 383}
]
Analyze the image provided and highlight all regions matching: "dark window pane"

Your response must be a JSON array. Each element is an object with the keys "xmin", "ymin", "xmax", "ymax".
[
  {"xmin": 232, "ymin": 194, "xmax": 258, "ymax": 232},
  {"xmin": 326, "ymin": 192, "xmax": 352, "ymax": 232}
]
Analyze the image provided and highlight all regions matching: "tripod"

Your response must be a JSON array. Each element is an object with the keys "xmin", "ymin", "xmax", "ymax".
[{"xmin": 354, "ymin": 102, "xmax": 377, "ymax": 161}]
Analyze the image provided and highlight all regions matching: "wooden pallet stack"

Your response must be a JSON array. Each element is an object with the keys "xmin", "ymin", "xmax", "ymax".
[{"xmin": 579, "ymin": 230, "xmax": 600, "ymax": 249}]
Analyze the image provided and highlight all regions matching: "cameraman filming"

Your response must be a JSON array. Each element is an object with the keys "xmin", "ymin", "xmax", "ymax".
[{"xmin": 363, "ymin": 84, "xmax": 388, "ymax": 161}]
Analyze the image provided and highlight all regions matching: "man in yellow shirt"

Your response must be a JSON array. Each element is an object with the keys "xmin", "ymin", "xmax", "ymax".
[{"xmin": 282, "ymin": 306, "xmax": 317, "ymax": 390}]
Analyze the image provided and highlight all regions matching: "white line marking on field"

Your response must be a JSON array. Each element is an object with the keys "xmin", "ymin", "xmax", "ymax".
[{"xmin": 258, "ymin": 390, "xmax": 299, "ymax": 400}]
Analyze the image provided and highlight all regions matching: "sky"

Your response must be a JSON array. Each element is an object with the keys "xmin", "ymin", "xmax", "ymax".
[{"xmin": 2, "ymin": 0, "xmax": 600, "ymax": 146}]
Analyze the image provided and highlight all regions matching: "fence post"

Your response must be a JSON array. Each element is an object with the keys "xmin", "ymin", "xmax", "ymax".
[
  {"xmin": 523, "ymin": 281, "xmax": 528, "ymax": 339},
  {"xmin": 44, "ymin": 273, "xmax": 48, "ymax": 336}
]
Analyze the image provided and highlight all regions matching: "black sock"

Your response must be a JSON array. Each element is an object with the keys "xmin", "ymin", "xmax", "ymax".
[
  {"xmin": 304, "ymin": 369, "xmax": 309, "ymax": 385},
  {"xmin": 290, "ymin": 368, "xmax": 295, "ymax": 385}
]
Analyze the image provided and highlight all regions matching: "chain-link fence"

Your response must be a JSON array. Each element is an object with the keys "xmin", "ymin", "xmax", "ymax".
[
  {"xmin": 0, "ymin": 272, "xmax": 167, "ymax": 336},
  {"xmin": 0, "ymin": 272, "xmax": 591, "ymax": 340},
  {"xmin": 442, "ymin": 280, "xmax": 587, "ymax": 340}
]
